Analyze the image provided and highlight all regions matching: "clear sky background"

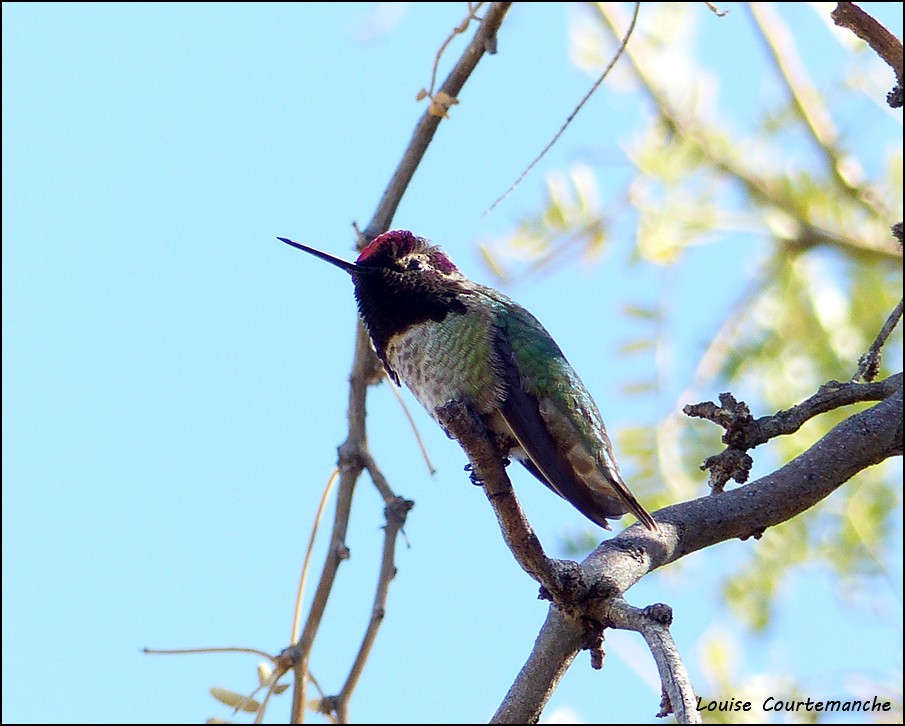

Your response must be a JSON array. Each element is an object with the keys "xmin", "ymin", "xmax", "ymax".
[{"xmin": 3, "ymin": 3, "xmax": 902, "ymax": 724}]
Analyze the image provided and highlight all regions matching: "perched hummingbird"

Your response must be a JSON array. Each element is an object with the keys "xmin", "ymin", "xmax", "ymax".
[{"xmin": 280, "ymin": 230, "xmax": 656, "ymax": 531}]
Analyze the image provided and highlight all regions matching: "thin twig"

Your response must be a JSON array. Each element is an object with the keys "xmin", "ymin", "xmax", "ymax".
[
  {"xmin": 364, "ymin": 3, "xmax": 512, "ymax": 240},
  {"xmin": 335, "ymin": 497, "xmax": 414, "ymax": 721},
  {"xmin": 419, "ymin": 2, "xmax": 486, "ymax": 102},
  {"xmin": 484, "ymin": 2, "xmax": 641, "ymax": 216},
  {"xmin": 359, "ymin": 448, "xmax": 398, "ymax": 503},
  {"xmin": 253, "ymin": 673, "xmax": 286, "ymax": 725},
  {"xmin": 290, "ymin": 468, "xmax": 340, "ymax": 645},
  {"xmin": 384, "ymin": 370, "xmax": 437, "ymax": 475},
  {"xmin": 854, "ymin": 298, "xmax": 903, "ymax": 382},
  {"xmin": 142, "ymin": 646, "xmax": 275, "ymax": 660}
]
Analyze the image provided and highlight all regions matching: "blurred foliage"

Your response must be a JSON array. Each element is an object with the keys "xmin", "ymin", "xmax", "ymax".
[{"xmin": 483, "ymin": 3, "xmax": 902, "ymax": 722}]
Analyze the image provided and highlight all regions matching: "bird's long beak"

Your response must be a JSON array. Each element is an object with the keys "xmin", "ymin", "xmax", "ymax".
[{"xmin": 278, "ymin": 237, "xmax": 364, "ymax": 275}]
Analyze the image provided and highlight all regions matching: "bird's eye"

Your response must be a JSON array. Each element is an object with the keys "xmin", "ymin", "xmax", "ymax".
[{"xmin": 405, "ymin": 258, "xmax": 424, "ymax": 271}]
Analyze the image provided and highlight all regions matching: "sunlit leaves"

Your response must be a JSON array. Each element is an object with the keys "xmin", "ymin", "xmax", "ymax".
[
  {"xmin": 479, "ymin": 164, "xmax": 608, "ymax": 280},
  {"xmin": 210, "ymin": 687, "xmax": 260, "ymax": 714}
]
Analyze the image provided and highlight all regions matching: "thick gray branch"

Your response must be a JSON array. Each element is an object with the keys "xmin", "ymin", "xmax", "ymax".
[
  {"xmin": 495, "ymin": 386, "xmax": 902, "ymax": 723},
  {"xmin": 490, "ymin": 608, "xmax": 584, "ymax": 724}
]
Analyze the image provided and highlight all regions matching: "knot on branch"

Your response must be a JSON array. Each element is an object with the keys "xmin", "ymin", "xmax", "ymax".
[
  {"xmin": 384, "ymin": 496, "xmax": 415, "ymax": 529},
  {"xmin": 685, "ymin": 375, "xmax": 903, "ymax": 495},
  {"xmin": 684, "ymin": 393, "xmax": 756, "ymax": 492},
  {"xmin": 684, "ymin": 393, "xmax": 753, "ymax": 438},
  {"xmin": 538, "ymin": 559, "xmax": 591, "ymax": 608},
  {"xmin": 642, "ymin": 602, "xmax": 674, "ymax": 626},
  {"xmin": 334, "ymin": 540, "xmax": 351, "ymax": 563},
  {"xmin": 658, "ymin": 690, "xmax": 675, "ymax": 720},
  {"xmin": 337, "ymin": 440, "xmax": 367, "ymax": 475},
  {"xmin": 700, "ymin": 448, "xmax": 753, "ymax": 494},
  {"xmin": 316, "ymin": 695, "xmax": 339, "ymax": 719},
  {"xmin": 275, "ymin": 644, "xmax": 303, "ymax": 669}
]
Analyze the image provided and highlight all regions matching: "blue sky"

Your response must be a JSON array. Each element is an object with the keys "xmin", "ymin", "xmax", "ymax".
[{"xmin": 3, "ymin": 3, "xmax": 902, "ymax": 724}]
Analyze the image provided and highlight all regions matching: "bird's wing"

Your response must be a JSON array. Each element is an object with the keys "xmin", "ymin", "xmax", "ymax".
[{"xmin": 492, "ymin": 301, "xmax": 656, "ymax": 531}]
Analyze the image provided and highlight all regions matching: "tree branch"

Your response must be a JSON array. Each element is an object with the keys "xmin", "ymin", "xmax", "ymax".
[
  {"xmin": 603, "ymin": 600, "xmax": 701, "ymax": 724},
  {"xmin": 490, "ymin": 608, "xmax": 584, "ymax": 724},
  {"xmin": 684, "ymin": 374, "xmax": 902, "ymax": 491},
  {"xmin": 494, "ymin": 384, "xmax": 902, "ymax": 722},
  {"xmin": 434, "ymin": 401, "xmax": 591, "ymax": 606},
  {"xmin": 832, "ymin": 1, "xmax": 904, "ymax": 104},
  {"xmin": 290, "ymin": 321, "xmax": 371, "ymax": 723},
  {"xmin": 855, "ymin": 299, "xmax": 904, "ymax": 382},
  {"xmin": 289, "ymin": 5, "xmax": 514, "ymax": 722},
  {"xmin": 591, "ymin": 384, "xmax": 902, "ymax": 577},
  {"xmin": 334, "ymin": 495, "xmax": 414, "ymax": 722},
  {"xmin": 363, "ymin": 2, "xmax": 512, "ymax": 241}
]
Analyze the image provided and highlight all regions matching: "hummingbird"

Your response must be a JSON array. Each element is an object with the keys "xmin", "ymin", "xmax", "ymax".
[{"xmin": 279, "ymin": 230, "xmax": 656, "ymax": 531}]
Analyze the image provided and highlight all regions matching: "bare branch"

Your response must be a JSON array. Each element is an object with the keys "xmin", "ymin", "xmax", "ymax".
[
  {"xmin": 434, "ymin": 400, "xmax": 591, "ymax": 606},
  {"xmin": 604, "ymin": 600, "xmax": 701, "ymax": 724},
  {"xmin": 484, "ymin": 2, "xmax": 641, "ymax": 215},
  {"xmin": 418, "ymin": 2, "xmax": 487, "ymax": 104},
  {"xmin": 334, "ymin": 496, "xmax": 414, "ymax": 722},
  {"xmin": 831, "ymin": 1, "xmax": 904, "ymax": 105},
  {"xmin": 289, "ymin": 6, "xmax": 515, "ymax": 722},
  {"xmin": 855, "ymin": 299, "xmax": 904, "ymax": 382},
  {"xmin": 490, "ymin": 607, "xmax": 585, "ymax": 724},
  {"xmin": 498, "ymin": 387, "xmax": 902, "ymax": 721},
  {"xmin": 595, "ymin": 386, "xmax": 902, "ymax": 575},
  {"xmin": 290, "ymin": 323, "xmax": 371, "ymax": 723},
  {"xmin": 685, "ymin": 374, "xmax": 902, "ymax": 491},
  {"xmin": 363, "ymin": 2, "xmax": 512, "ymax": 240},
  {"xmin": 359, "ymin": 448, "xmax": 398, "ymax": 503}
]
